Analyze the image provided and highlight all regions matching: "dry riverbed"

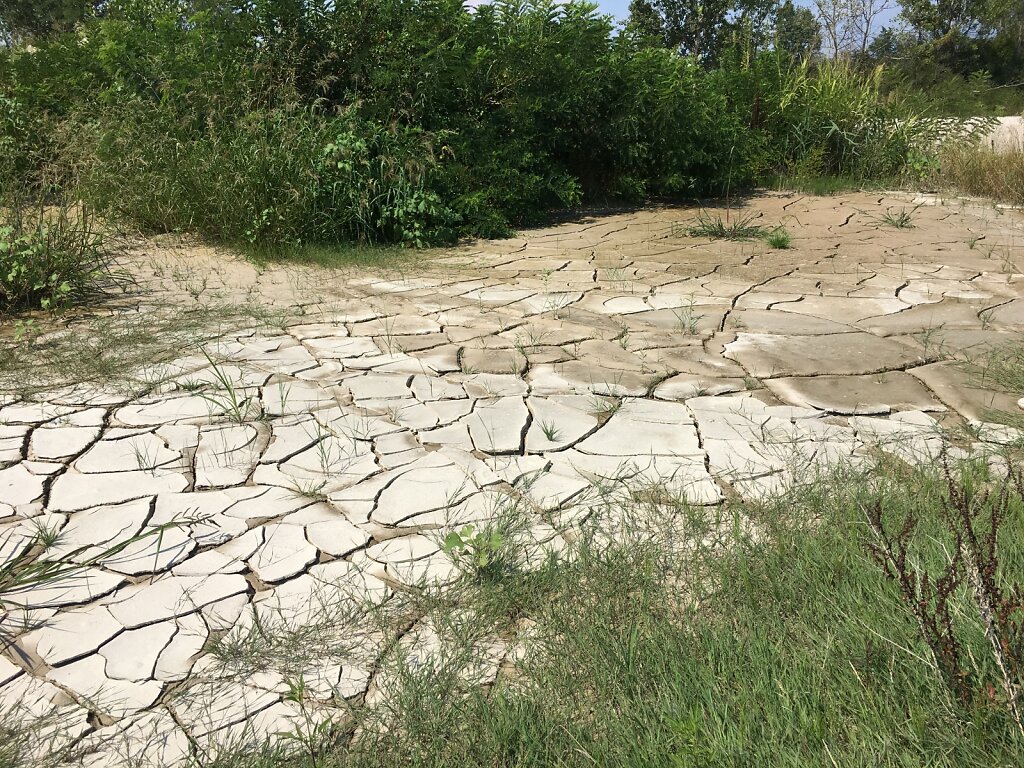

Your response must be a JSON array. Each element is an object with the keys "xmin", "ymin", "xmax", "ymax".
[{"xmin": 0, "ymin": 190, "xmax": 1022, "ymax": 766}]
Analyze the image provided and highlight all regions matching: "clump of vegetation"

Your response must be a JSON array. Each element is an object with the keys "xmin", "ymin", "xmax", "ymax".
[
  {"xmin": 934, "ymin": 146, "xmax": 1024, "ymax": 207},
  {"xmin": 867, "ymin": 459, "xmax": 1024, "ymax": 734},
  {"xmin": 0, "ymin": 203, "xmax": 108, "ymax": 313},
  {"xmin": 181, "ymin": 458, "xmax": 1024, "ymax": 768},
  {"xmin": 878, "ymin": 205, "xmax": 921, "ymax": 229},
  {"xmin": 0, "ymin": 0, "xmax": 989, "ymax": 261},
  {"xmin": 766, "ymin": 226, "xmax": 792, "ymax": 248},
  {"xmin": 686, "ymin": 210, "xmax": 766, "ymax": 240}
]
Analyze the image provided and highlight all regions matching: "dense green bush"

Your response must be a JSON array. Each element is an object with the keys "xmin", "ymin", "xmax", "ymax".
[
  {"xmin": 0, "ymin": 204, "xmax": 106, "ymax": 312},
  {"xmin": 0, "ymin": 0, "xmax": 953, "ymax": 252}
]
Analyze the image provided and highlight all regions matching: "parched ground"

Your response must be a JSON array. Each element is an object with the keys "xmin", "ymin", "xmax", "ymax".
[{"xmin": 0, "ymin": 191, "xmax": 1022, "ymax": 766}]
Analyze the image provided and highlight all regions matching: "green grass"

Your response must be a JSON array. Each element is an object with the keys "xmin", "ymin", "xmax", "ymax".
[
  {"xmin": 244, "ymin": 242, "xmax": 423, "ymax": 271},
  {"xmin": 0, "ymin": 202, "xmax": 114, "ymax": 314},
  {"xmin": 769, "ymin": 175, "xmax": 876, "ymax": 196},
  {"xmin": 179, "ymin": 458, "xmax": 1024, "ymax": 768},
  {"xmin": 0, "ymin": 300, "xmax": 292, "ymax": 397},
  {"xmin": 963, "ymin": 343, "xmax": 1024, "ymax": 428},
  {"xmin": 970, "ymin": 344, "xmax": 1024, "ymax": 395},
  {"xmin": 685, "ymin": 211, "xmax": 767, "ymax": 240},
  {"xmin": 878, "ymin": 206, "xmax": 920, "ymax": 229},
  {"xmin": 934, "ymin": 146, "xmax": 1024, "ymax": 207},
  {"xmin": 766, "ymin": 226, "xmax": 792, "ymax": 249}
]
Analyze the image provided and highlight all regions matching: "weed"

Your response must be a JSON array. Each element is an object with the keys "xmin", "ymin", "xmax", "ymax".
[
  {"xmin": 303, "ymin": 462, "xmax": 1024, "ymax": 767},
  {"xmin": 442, "ymin": 525, "xmax": 507, "ymax": 583},
  {"xmin": 771, "ymin": 175, "xmax": 867, "ymax": 196},
  {"xmin": 279, "ymin": 676, "xmax": 345, "ymax": 766},
  {"xmin": 766, "ymin": 227, "xmax": 792, "ymax": 249},
  {"xmin": 934, "ymin": 146, "xmax": 1024, "ymax": 208},
  {"xmin": 539, "ymin": 420, "xmax": 561, "ymax": 442},
  {"xmin": 876, "ymin": 205, "xmax": 921, "ymax": 229},
  {"xmin": 176, "ymin": 377, "xmax": 207, "ymax": 393},
  {"xmin": 672, "ymin": 296, "xmax": 704, "ymax": 334},
  {"xmin": 916, "ymin": 325, "xmax": 948, "ymax": 358},
  {"xmin": 865, "ymin": 460, "xmax": 1024, "ymax": 734},
  {"xmin": 199, "ymin": 350, "xmax": 260, "ymax": 423},
  {"xmin": 129, "ymin": 438, "xmax": 163, "ymax": 475},
  {"xmin": 1, "ymin": 521, "xmax": 186, "ymax": 641},
  {"xmin": 0, "ymin": 202, "xmax": 114, "ymax": 314},
  {"xmin": 588, "ymin": 394, "xmax": 621, "ymax": 418},
  {"xmin": 687, "ymin": 211, "xmax": 766, "ymax": 240},
  {"xmin": 292, "ymin": 480, "xmax": 329, "ymax": 502}
]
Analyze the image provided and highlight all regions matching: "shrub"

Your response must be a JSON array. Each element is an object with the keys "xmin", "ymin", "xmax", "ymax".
[
  {"xmin": 66, "ymin": 99, "xmax": 456, "ymax": 248},
  {"xmin": 0, "ymin": 1, "xmax": 985, "ymax": 252},
  {"xmin": 0, "ymin": 203, "xmax": 107, "ymax": 314}
]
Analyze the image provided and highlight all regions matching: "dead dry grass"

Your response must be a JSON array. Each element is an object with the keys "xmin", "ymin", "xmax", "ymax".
[{"xmin": 935, "ymin": 146, "xmax": 1024, "ymax": 207}]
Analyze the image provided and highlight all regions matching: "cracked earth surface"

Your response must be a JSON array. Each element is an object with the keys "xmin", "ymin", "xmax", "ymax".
[{"xmin": 1, "ymin": 191, "xmax": 1023, "ymax": 765}]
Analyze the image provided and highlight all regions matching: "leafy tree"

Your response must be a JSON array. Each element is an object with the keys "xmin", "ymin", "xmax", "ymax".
[
  {"xmin": 776, "ymin": 0, "xmax": 821, "ymax": 58},
  {"xmin": 652, "ymin": 0, "xmax": 735, "ymax": 63},
  {"xmin": 897, "ymin": 0, "xmax": 1005, "ymax": 39},
  {"xmin": 625, "ymin": 0, "xmax": 666, "ymax": 43},
  {"xmin": 638, "ymin": 0, "xmax": 782, "ymax": 65},
  {"xmin": 0, "ymin": 0, "xmax": 101, "ymax": 43}
]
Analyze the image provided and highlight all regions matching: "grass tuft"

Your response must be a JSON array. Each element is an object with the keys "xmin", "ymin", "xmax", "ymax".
[
  {"xmin": 686, "ymin": 211, "xmax": 766, "ymax": 240},
  {"xmin": 878, "ymin": 205, "xmax": 920, "ymax": 228},
  {"xmin": 766, "ymin": 226, "xmax": 792, "ymax": 249}
]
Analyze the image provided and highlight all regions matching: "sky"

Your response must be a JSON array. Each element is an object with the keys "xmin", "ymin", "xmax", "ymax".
[
  {"xmin": 474, "ymin": 2, "xmax": 903, "ymax": 32},
  {"xmin": 592, "ymin": 0, "xmax": 631, "ymax": 18}
]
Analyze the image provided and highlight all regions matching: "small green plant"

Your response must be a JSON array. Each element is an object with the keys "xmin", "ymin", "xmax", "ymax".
[
  {"xmin": 12, "ymin": 319, "xmax": 36, "ymax": 342},
  {"xmin": 443, "ymin": 525, "xmax": 505, "ymax": 581},
  {"xmin": 199, "ymin": 350, "xmax": 260, "ymax": 423},
  {"xmin": 687, "ymin": 211, "xmax": 766, "ymax": 240},
  {"xmin": 588, "ymin": 394, "xmax": 621, "ymax": 418},
  {"xmin": 279, "ymin": 676, "xmax": 340, "ymax": 766},
  {"xmin": 292, "ymin": 479, "xmax": 329, "ymax": 502},
  {"xmin": 877, "ymin": 205, "xmax": 921, "ymax": 229},
  {"xmin": 539, "ymin": 420, "xmax": 561, "ymax": 442},
  {"xmin": 917, "ymin": 325, "xmax": 947, "ymax": 358},
  {"xmin": 1, "ymin": 521, "xmax": 186, "ymax": 643},
  {"xmin": 175, "ymin": 377, "xmax": 207, "ymax": 392},
  {"xmin": 672, "ymin": 296, "xmax": 704, "ymax": 334},
  {"xmin": 766, "ymin": 227, "xmax": 792, "ymax": 249},
  {"xmin": 130, "ymin": 439, "xmax": 163, "ymax": 475}
]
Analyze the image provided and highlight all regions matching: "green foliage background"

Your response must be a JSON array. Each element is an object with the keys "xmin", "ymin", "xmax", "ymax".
[{"xmin": 0, "ymin": 0, "xmax": 1004, "ymax": 256}]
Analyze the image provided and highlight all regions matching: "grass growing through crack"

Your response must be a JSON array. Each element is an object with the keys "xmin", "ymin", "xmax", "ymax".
[
  {"xmin": 963, "ymin": 342, "xmax": 1024, "ymax": 428},
  {"xmin": 878, "ymin": 205, "xmax": 921, "ymax": 229},
  {"xmin": 685, "ymin": 211, "xmax": 766, "ymax": 241},
  {"xmin": 766, "ymin": 226, "xmax": 792, "ymax": 249},
  {"xmin": 174, "ymin": 455, "xmax": 1024, "ymax": 768},
  {"xmin": 538, "ymin": 420, "xmax": 561, "ymax": 442},
  {"xmin": 0, "ymin": 300, "xmax": 292, "ymax": 397}
]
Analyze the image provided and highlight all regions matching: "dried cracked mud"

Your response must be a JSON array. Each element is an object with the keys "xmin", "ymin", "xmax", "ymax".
[{"xmin": 1, "ymin": 191, "xmax": 1022, "ymax": 765}]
